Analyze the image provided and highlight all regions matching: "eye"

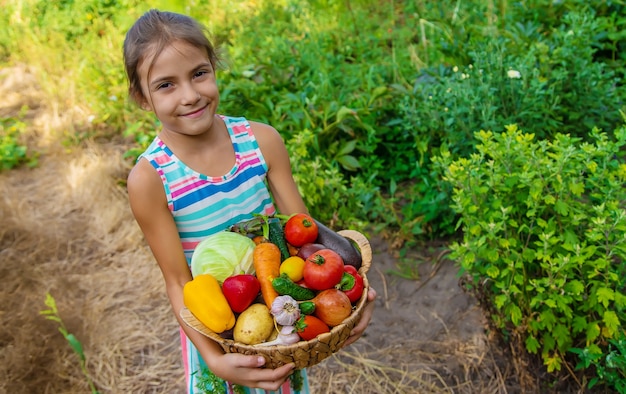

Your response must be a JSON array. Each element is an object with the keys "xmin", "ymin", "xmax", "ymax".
[
  {"xmin": 193, "ymin": 69, "xmax": 211, "ymax": 79},
  {"xmin": 157, "ymin": 82, "xmax": 173, "ymax": 90}
]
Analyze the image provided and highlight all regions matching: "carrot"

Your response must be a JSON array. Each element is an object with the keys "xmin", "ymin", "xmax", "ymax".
[
  {"xmin": 252, "ymin": 235, "xmax": 265, "ymax": 245},
  {"xmin": 253, "ymin": 242, "xmax": 282, "ymax": 309},
  {"xmin": 287, "ymin": 243, "xmax": 299, "ymax": 257}
]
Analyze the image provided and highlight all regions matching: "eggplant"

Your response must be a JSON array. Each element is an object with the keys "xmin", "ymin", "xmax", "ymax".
[{"xmin": 314, "ymin": 220, "xmax": 362, "ymax": 270}]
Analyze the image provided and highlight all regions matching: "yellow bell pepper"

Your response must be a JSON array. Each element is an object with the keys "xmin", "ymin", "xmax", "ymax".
[{"xmin": 183, "ymin": 274, "xmax": 235, "ymax": 333}]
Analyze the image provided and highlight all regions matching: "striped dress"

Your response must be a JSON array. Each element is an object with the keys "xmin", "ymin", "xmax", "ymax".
[{"xmin": 139, "ymin": 116, "xmax": 310, "ymax": 394}]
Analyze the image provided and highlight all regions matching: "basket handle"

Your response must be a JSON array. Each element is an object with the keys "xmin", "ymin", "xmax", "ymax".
[{"xmin": 337, "ymin": 229, "xmax": 372, "ymax": 276}]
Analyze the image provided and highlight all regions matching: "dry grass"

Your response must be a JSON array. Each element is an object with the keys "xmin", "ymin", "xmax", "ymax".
[
  {"xmin": 308, "ymin": 338, "xmax": 516, "ymax": 394},
  {"xmin": 0, "ymin": 139, "xmax": 184, "ymax": 393}
]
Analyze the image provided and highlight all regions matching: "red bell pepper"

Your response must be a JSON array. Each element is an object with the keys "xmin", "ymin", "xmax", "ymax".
[
  {"xmin": 336, "ymin": 265, "xmax": 364, "ymax": 304},
  {"xmin": 221, "ymin": 274, "xmax": 261, "ymax": 313}
]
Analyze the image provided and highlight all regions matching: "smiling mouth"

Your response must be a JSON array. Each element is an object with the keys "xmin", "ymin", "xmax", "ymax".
[{"xmin": 181, "ymin": 105, "xmax": 207, "ymax": 118}]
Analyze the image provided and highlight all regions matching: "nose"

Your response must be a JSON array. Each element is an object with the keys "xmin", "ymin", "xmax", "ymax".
[{"xmin": 180, "ymin": 83, "xmax": 200, "ymax": 105}]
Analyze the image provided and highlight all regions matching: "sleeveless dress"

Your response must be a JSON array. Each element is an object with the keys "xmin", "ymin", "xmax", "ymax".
[{"xmin": 139, "ymin": 116, "xmax": 310, "ymax": 394}]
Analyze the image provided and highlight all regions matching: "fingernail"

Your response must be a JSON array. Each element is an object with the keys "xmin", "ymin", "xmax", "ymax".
[{"xmin": 257, "ymin": 356, "xmax": 265, "ymax": 365}]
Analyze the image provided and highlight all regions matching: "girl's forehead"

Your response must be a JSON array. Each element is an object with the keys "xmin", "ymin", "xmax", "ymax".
[{"xmin": 138, "ymin": 40, "xmax": 206, "ymax": 79}]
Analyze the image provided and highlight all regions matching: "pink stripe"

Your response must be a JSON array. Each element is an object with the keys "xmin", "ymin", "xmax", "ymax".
[
  {"xmin": 230, "ymin": 123, "xmax": 248, "ymax": 135},
  {"xmin": 171, "ymin": 179, "xmax": 208, "ymax": 198},
  {"xmin": 239, "ymin": 151, "xmax": 259, "ymax": 162},
  {"xmin": 154, "ymin": 155, "xmax": 171, "ymax": 165},
  {"xmin": 180, "ymin": 328, "xmax": 190, "ymax": 388},
  {"xmin": 182, "ymin": 240, "xmax": 198, "ymax": 251},
  {"xmin": 169, "ymin": 176, "xmax": 196, "ymax": 191}
]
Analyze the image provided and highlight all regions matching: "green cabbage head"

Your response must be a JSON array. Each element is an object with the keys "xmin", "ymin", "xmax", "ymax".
[{"xmin": 191, "ymin": 231, "xmax": 256, "ymax": 283}]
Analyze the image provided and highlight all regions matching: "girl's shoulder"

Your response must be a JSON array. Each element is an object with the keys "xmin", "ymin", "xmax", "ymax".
[
  {"xmin": 247, "ymin": 120, "xmax": 280, "ymax": 141},
  {"xmin": 220, "ymin": 115, "xmax": 281, "ymax": 146}
]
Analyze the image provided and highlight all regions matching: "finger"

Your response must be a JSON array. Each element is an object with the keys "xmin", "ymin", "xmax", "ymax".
[
  {"xmin": 249, "ymin": 362, "xmax": 295, "ymax": 389},
  {"xmin": 230, "ymin": 354, "xmax": 266, "ymax": 368},
  {"xmin": 271, "ymin": 362, "xmax": 295, "ymax": 378},
  {"xmin": 367, "ymin": 286, "xmax": 377, "ymax": 301}
]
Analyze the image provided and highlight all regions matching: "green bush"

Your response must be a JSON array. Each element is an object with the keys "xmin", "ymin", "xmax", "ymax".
[
  {"xmin": 436, "ymin": 124, "xmax": 626, "ymax": 390},
  {"xmin": 391, "ymin": 11, "xmax": 625, "ymax": 239}
]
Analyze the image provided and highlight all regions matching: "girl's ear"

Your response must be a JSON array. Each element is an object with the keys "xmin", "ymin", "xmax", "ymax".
[
  {"xmin": 133, "ymin": 92, "xmax": 152, "ymax": 111},
  {"xmin": 139, "ymin": 98, "xmax": 152, "ymax": 111}
]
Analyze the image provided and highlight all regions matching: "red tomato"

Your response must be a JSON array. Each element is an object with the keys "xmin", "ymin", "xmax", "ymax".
[
  {"xmin": 284, "ymin": 213, "xmax": 318, "ymax": 247},
  {"xmin": 303, "ymin": 249, "xmax": 344, "ymax": 290},
  {"xmin": 295, "ymin": 315, "xmax": 330, "ymax": 341}
]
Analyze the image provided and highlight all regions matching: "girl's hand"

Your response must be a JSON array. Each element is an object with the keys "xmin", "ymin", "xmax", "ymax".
[
  {"xmin": 342, "ymin": 286, "xmax": 377, "ymax": 347},
  {"xmin": 210, "ymin": 353, "xmax": 295, "ymax": 390}
]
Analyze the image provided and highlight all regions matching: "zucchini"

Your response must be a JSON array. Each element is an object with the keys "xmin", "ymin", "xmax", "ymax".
[
  {"xmin": 272, "ymin": 274, "xmax": 315, "ymax": 301},
  {"xmin": 268, "ymin": 217, "xmax": 290, "ymax": 261}
]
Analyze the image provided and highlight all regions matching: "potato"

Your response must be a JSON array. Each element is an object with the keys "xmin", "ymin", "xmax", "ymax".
[{"xmin": 233, "ymin": 303, "xmax": 274, "ymax": 345}]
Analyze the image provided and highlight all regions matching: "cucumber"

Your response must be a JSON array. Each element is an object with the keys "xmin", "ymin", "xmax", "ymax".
[
  {"xmin": 272, "ymin": 274, "xmax": 315, "ymax": 301},
  {"xmin": 299, "ymin": 301, "xmax": 315, "ymax": 315},
  {"xmin": 268, "ymin": 217, "xmax": 290, "ymax": 261}
]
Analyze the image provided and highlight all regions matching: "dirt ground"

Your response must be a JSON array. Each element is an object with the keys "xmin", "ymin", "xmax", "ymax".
[{"xmin": 0, "ymin": 66, "xmax": 524, "ymax": 393}]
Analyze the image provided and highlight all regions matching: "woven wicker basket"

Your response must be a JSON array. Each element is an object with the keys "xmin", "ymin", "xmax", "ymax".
[{"xmin": 180, "ymin": 229, "xmax": 372, "ymax": 370}]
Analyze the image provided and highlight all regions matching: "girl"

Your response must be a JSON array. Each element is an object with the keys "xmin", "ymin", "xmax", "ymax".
[{"xmin": 123, "ymin": 9, "xmax": 376, "ymax": 394}]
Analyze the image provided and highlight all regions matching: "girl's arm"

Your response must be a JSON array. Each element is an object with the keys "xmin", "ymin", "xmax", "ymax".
[
  {"xmin": 127, "ymin": 158, "xmax": 294, "ymax": 389},
  {"xmin": 251, "ymin": 121, "xmax": 307, "ymax": 215}
]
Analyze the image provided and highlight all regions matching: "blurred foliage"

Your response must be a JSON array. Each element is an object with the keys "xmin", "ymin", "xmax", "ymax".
[
  {"xmin": 0, "ymin": 106, "xmax": 38, "ymax": 170},
  {"xmin": 0, "ymin": 0, "xmax": 624, "ymax": 236}
]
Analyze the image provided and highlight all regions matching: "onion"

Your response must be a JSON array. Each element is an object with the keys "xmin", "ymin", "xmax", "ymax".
[
  {"xmin": 296, "ymin": 243, "xmax": 325, "ymax": 260},
  {"xmin": 312, "ymin": 289, "xmax": 352, "ymax": 327}
]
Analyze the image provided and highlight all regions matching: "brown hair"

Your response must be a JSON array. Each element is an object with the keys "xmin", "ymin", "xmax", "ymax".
[{"xmin": 123, "ymin": 9, "xmax": 219, "ymax": 105}]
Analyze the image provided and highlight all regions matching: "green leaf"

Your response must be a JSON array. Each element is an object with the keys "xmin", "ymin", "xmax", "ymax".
[
  {"xmin": 495, "ymin": 294, "xmax": 508, "ymax": 309},
  {"xmin": 544, "ymin": 298, "xmax": 556, "ymax": 308},
  {"xmin": 602, "ymin": 310, "xmax": 620, "ymax": 337},
  {"xmin": 555, "ymin": 199, "xmax": 569, "ymax": 216},
  {"xmin": 596, "ymin": 287, "xmax": 615, "ymax": 308},
  {"xmin": 526, "ymin": 335, "xmax": 540, "ymax": 354},
  {"xmin": 65, "ymin": 334, "xmax": 85, "ymax": 361},
  {"xmin": 572, "ymin": 316, "xmax": 588, "ymax": 335},
  {"xmin": 486, "ymin": 265, "xmax": 500, "ymax": 278},
  {"xmin": 564, "ymin": 280, "xmax": 584, "ymax": 296},
  {"xmin": 544, "ymin": 353, "xmax": 562, "ymax": 372},
  {"xmin": 337, "ymin": 140, "xmax": 356, "ymax": 156},
  {"xmin": 615, "ymin": 291, "xmax": 626, "ymax": 309},
  {"xmin": 540, "ymin": 310, "xmax": 557, "ymax": 330},
  {"xmin": 553, "ymin": 324, "xmax": 570, "ymax": 349},
  {"xmin": 486, "ymin": 249, "xmax": 499, "ymax": 262},
  {"xmin": 508, "ymin": 303, "xmax": 522, "ymax": 326},
  {"xmin": 522, "ymin": 248, "xmax": 536, "ymax": 261},
  {"xmin": 336, "ymin": 155, "xmax": 361, "ymax": 171},
  {"xmin": 587, "ymin": 323, "xmax": 601, "ymax": 343},
  {"xmin": 336, "ymin": 106, "xmax": 355, "ymax": 122}
]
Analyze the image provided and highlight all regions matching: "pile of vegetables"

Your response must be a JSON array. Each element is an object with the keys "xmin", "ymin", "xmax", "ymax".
[{"xmin": 183, "ymin": 213, "xmax": 366, "ymax": 348}]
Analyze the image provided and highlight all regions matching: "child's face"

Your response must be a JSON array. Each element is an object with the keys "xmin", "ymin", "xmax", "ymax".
[{"xmin": 137, "ymin": 40, "xmax": 219, "ymax": 137}]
